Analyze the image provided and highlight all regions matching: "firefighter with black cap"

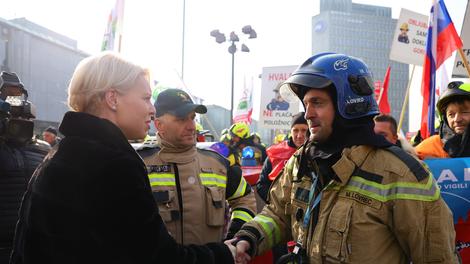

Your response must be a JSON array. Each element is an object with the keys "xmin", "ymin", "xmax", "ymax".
[
  {"xmin": 138, "ymin": 88, "xmax": 256, "ymax": 246},
  {"xmin": 231, "ymin": 53, "xmax": 459, "ymax": 264}
]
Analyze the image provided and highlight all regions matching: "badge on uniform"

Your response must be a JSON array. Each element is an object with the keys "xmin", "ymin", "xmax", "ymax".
[
  {"xmin": 147, "ymin": 165, "xmax": 172, "ymax": 173},
  {"xmin": 294, "ymin": 187, "xmax": 310, "ymax": 203}
]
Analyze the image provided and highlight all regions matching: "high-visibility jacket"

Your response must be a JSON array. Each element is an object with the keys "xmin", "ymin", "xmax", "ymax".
[
  {"xmin": 415, "ymin": 135, "xmax": 450, "ymax": 160},
  {"xmin": 236, "ymin": 145, "xmax": 459, "ymax": 263},
  {"xmin": 139, "ymin": 135, "xmax": 257, "ymax": 245}
]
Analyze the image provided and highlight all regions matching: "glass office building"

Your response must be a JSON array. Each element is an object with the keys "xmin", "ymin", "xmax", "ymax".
[{"xmin": 312, "ymin": 0, "xmax": 410, "ymax": 131}]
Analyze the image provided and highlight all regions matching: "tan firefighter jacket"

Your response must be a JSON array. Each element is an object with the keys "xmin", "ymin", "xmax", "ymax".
[
  {"xmin": 236, "ymin": 145, "xmax": 459, "ymax": 264},
  {"xmin": 138, "ymin": 135, "xmax": 256, "ymax": 245}
]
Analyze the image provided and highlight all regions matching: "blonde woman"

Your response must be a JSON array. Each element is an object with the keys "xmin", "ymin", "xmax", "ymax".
[{"xmin": 10, "ymin": 52, "xmax": 237, "ymax": 264}]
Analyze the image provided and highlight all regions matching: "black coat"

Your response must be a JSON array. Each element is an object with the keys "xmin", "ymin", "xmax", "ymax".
[
  {"xmin": 0, "ymin": 139, "xmax": 49, "ymax": 262},
  {"xmin": 10, "ymin": 112, "xmax": 233, "ymax": 264}
]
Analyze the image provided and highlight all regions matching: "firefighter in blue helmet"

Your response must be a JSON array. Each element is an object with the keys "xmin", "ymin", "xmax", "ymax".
[{"xmin": 231, "ymin": 53, "xmax": 458, "ymax": 264}]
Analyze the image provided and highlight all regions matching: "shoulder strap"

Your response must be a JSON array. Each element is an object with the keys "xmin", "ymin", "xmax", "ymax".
[
  {"xmin": 385, "ymin": 145, "xmax": 428, "ymax": 181},
  {"xmin": 197, "ymin": 147, "xmax": 230, "ymax": 170}
]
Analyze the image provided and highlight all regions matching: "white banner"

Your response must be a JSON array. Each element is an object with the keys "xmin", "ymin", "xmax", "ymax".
[
  {"xmin": 452, "ymin": 1, "xmax": 470, "ymax": 78},
  {"xmin": 389, "ymin": 8, "xmax": 429, "ymax": 66},
  {"xmin": 233, "ymin": 75, "xmax": 254, "ymax": 124},
  {"xmin": 259, "ymin": 66, "xmax": 300, "ymax": 130}
]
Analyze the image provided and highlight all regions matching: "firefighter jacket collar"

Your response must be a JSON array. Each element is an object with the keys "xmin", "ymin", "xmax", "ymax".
[
  {"xmin": 331, "ymin": 145, "xmax": 375, "ymax": 186},
  {"xmin": 156, "ymin": 133, "xmax": 196, "ymax": 163},
  {"xmin": 441, "ymin": 122, "xmax": 470, "ymax": 157}
]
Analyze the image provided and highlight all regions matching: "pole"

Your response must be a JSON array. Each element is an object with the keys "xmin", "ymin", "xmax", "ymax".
[
  {"xmin": 181, "ymin": 0, "xmax": 186, "ymax": 80},
  {"xmin": 457, "ymin": 47, "xmax": 470, "ymax": 78},
  {"xmin": 398, "ymin": 65, "xmax": 416, "ymax": 131},
  {"xmin": 230, "ymin": 44, "xmax": 235, "ymax": 124}
]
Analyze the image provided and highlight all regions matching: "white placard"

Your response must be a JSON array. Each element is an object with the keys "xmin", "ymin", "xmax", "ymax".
[
  {"xmin": 259, "ymin": 66, "xmax": 300, "ymax": 130},
  {"xmin": 452, "ymin": 1, "xmax": 470, "ymax": 78},
  {"xmin": 390, "ymin": 8, "xmax": 429, "ymax": 66}
]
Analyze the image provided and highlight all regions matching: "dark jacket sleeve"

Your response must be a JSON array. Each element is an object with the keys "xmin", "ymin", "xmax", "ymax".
[
  {"xmin": 101, "ymin": 156, "xmax": 235, "ymax": 264},
  {"xmin": 256, "ymin": 158, "xmax": 273, "ymax": 203},
  {"xmin": 225, "ymin": 165, "xmax": 256, "ymax": 240}
]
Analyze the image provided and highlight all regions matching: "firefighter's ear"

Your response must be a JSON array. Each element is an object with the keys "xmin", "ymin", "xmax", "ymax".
[
  {"xmin": 154, "ymin": 116, "xmax": 165, "ymax": 134},
  {"xmin": 104, "ymin": 89, "xmax": 119, "ymax": 112}
]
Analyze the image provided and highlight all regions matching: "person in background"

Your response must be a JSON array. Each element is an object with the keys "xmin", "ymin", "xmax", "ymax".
[
  {"xmin": 42, "ymin": 126, "xmax": 60, "ymax": 147},
  {"xmin": 0, "ymin": 71, "xmax": 50, "ymax": 263},
  {"xmin": 373, "ymin": 114, "xmax": 416, "ymax": 156},
  {"xmin": 220, "ymin": 133, "xmax": 240, "ymax": 166},
  {"xmin": 250, "ymin": 132, "xmax": 265, "ymax": 147},
  {"xmin": 229, "ymin": 122, "xmax": 267, "ymax": 166},
  {"xmin": 415, "ymin": 81, "xmax": 470, "ymax": 159},
  {"xmin": 256, "ymin": 112, "xmax": 309, "ymax": 202},
  {"xmin": 255, "ymin": 111, "xmax": 309, "ymax": 264},
  {"xmin": 10, "ymin": 52, "xmax": 238, "ymax": 264}
]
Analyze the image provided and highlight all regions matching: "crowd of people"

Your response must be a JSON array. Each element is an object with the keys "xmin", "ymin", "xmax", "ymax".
[{"xmin": 0, "ymin": 50, "xmax": 468, "ymax": 264}]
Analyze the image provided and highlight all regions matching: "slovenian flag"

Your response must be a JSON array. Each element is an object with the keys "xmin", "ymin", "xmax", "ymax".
[{"xmin": 420, "ymin": 0, "xmax": 462, "ymax": 139}]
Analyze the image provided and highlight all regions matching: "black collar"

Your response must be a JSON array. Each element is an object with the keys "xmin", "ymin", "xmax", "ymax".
[{"xmin": 59, "ymin": 111, "xmax": 134, "ymax": 154}]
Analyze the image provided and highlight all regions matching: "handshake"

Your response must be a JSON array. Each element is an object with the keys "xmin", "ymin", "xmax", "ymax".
[{"xmin": 224, "ymin": 238, "xmax": 252, "ymax": 264}]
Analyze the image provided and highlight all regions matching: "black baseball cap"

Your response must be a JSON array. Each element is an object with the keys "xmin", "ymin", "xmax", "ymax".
[{"xmin": 154, "ymin": 88, "xmax": 207, "ymax": 118}]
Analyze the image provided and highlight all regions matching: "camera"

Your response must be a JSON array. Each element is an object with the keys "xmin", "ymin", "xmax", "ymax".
[{"xmin": 0, "ymin": 71, "xmax": 35, "ymax": 143}]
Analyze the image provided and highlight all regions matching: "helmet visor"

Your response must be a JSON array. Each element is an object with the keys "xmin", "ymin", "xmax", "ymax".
[{"xmin": 279, "ymin": 73, "xmax": 332, "ymax": 101}]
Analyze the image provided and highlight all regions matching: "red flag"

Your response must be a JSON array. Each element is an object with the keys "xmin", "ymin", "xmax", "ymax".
[
  {"xmin": 378, "ymin": 66, "xmax": 391, "ymax": 114},
  {"xmin": 420, "ymin": 0, "xmax": 463, "ymax": 139}
]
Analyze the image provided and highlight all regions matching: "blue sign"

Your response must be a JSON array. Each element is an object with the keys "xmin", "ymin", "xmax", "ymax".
[{"xmin": 425, "ymin": 158, "xmax": 470, "ymax": 223}]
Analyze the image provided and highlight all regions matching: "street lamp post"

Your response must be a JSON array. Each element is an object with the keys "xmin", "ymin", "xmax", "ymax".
[{"xmin": 210, "ymin": 25, "xmax": 257, "ymax": 124}]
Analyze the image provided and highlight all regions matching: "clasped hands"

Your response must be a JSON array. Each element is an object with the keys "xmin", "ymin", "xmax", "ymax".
[{"xmin": 224, "ymin": 238, "xmax": 251, "ymax": 264}]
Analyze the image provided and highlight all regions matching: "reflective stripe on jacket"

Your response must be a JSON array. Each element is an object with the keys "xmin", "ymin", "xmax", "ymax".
[
  {"xmin": 139, "ymin": 138, "xmax": 256, "ymax": 245},
  {"xmin": 237, "ymin": 145, "xmax": 458, "ymax": 263}
]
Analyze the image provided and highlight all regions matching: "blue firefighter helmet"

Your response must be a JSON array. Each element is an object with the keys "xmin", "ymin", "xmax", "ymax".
[
  {"xmin": 209, "ymin": 142, "xmax": 229, "ymax": 158},
  {"xmin": 280, "ymin": 52, "xmax": 379, "ymax": 119},
  {"xmin": 241, "ymin": 146, "xmax": 257, "ymax": 166}
]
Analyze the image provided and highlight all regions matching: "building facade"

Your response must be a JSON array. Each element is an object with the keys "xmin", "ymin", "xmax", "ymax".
[
  {"xmin": 0, "ymin": 17, "xmax": 88, "ymax": 134},
  {"xmin": 312, "ymin": 0, "xmax": 410, "ymax": 131}
]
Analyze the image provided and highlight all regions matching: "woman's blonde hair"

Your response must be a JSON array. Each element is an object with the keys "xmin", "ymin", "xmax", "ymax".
[{"xmin": 67, "ymin": 52, "xmax": 149, "ymax": 113}]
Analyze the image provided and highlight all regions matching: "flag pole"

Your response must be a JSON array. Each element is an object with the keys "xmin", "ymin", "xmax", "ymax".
[
  {"xmin": 457, "ymin": 47, "xmax": 470, "ymax": 78},
  {"xmin": 398, "ymin": 65, "xmax": 416, "ymax": 131}
]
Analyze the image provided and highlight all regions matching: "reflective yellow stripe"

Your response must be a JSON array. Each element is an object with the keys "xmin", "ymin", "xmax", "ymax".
[
  {"xmin": 227, "ymin": 176, "xmax": 248, "ymax": 200},
  {"xmin": 200, "ymin": 173, "xmax": 227, "ymax": 188},
  {"xmin": 231, "ymin": 210, "xmax": 253, "ymax": 222},
  {"xmin": 345, "ymin": 175, "xmax": 440, "ymax": 202},
  {"xmin": 254, "ymin": 215, "xmax": 281, "ymax": 248},
  {"xmin": 148, "ymin": 173, "xmax": 176, "ymax": 186}
]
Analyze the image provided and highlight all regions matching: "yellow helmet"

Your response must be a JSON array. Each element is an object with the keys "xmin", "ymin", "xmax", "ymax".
[
  {"xmin": 273, "ymin": 133, "xmax": 287, "ymax": 144},
  {"xmin": 229, "ymin": 122, "xmax": 250, "ymax": 139},
  {"xmin": 195, "ymin": 122, "xmax": 203, "ymax": 132}
]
